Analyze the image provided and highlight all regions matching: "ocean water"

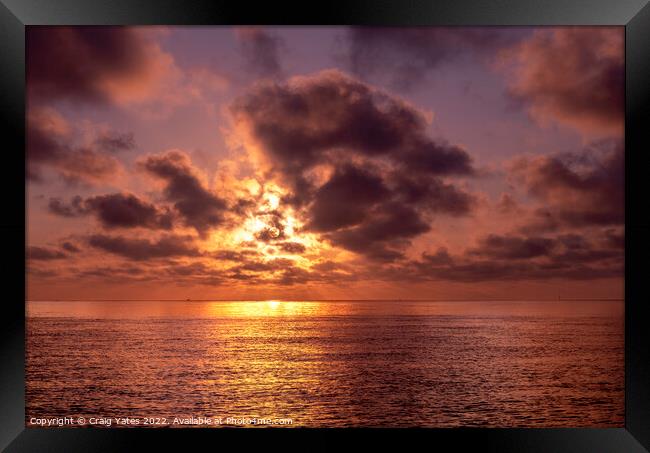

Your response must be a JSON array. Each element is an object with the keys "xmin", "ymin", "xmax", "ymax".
[{"xmin": 26, "ymin": 300, "xmax": 624, "ymax": 427}]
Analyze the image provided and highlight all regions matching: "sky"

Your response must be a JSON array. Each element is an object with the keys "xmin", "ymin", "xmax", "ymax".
[{"xmin": 25, "ymin": 26, "xmax": 624, "ymax": 301}]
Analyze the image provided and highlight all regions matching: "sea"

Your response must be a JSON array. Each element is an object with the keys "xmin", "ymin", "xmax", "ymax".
[{"xmin": 26, "ymin": 299, "xmax": 624, "ymax": 427}]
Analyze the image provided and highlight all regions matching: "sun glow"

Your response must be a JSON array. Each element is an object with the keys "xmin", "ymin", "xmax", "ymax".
[
  {"xmin": 229, "ymin": 189, "xmax": 307, "ymax": 249},
  {"xmin": 203, "ymin": 183, "xmax": 341, "ymax": 279},
  {"xmin": 264, "ymin": 192, "xmax": 280, "ymax": 210}
]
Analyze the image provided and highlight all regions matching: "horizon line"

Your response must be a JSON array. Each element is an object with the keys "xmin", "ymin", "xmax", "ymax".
[{"xmin": 25, "ymin": 298, "xmax": 625, "ymax": 302}]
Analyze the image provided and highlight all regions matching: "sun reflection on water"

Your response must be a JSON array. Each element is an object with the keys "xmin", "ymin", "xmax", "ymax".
[{"xmin": 26, "ymin": 300, "xmax": 624, "ymax": 427}]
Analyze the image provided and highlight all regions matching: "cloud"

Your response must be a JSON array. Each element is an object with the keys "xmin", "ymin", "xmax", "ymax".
[
  {"xmin": 87, "ymin": 234, "xmax": 201, "ymax": 260},
  {"xmin": 602, "ymin": 228, "xmax": 624, "ymax": 249},
  {"xmin": 27, "ymin": 268, "xmax": 59, "ymax": 279},
  {"xmin": 234, "ymin": 257, "xmax": 295, "ymax": 273},
  {"xmin": 277, "ymin": 242, "xmax": 307, "ymax": 254},
  {"xmin": 415, "ymin": 260, "xmax": 621, "ymax": 282},
  {"xmin": 27, "ymin": 106, "xmax": 122, "ymax": 183},
  {"xmin": 221, "ymin": 255, "xmax": 353, "ymax": 286},
  {"xmin": 60, "ymin": 241, "xmax": 81, "ymax": 253},
  {"xmin": 27, "ymin": 26, "xmax": 178, "ymax": 106},
  {"xmin": 56, "ymin": 149, "xmax": 121, "ymax": 186},
  {"xmin": 235, "ymin": 27, "xmax": 284, "ymax": 78},
  {"xmin": 27, "ymin": 28, "xmax": 626, "ymax": 293},
  {"xmin": 231, "ymin": 70, "xmax": 476, "ymax": 260},
  {"xmin": 49, "ymin": 193, "xmax": 173, "ymax": 230},
  {"xmin": 139, "ymin": 151, "xmax": 229, "ymax": 235},
  {"xmin": 212, "ymin": 249, "xmax": 260, "ymax": 261},
  {"xmin": 511, "ymin": 139, "xmax": 623, "ymax": 231},
  {"xmin": 344, "ymin": 27, "xmax": 524, "ymax": 89},
  {"xmin": 557, "ymin": 233, "xmax": 590, "ymax": 250},
  {"xmin": 468, "ymin": 234, "xmax": 556, "ymax": 260},
  {"xmin": 48, "ymin": 196, "xmax": 85, "ymax": 217},
  {"xmin": 421, "ymin": 247, "xmax": 454, "ymax": 265},
  {"xmin": 94, "ymin": 131, "xmax": 136, "ymax": 153},
  {"xmin": 500, "ymin": 27, "xmax": 623, "ymax": 136},
  {"xmin": 495, "ymin": 193, "xmax": 521, "ymax": 215},
  {"xmin": 231, "ymin": 70, "xmax": 473, "ymax": 177},
  {"xmin": 326, "ymin": 202, "xmax": 431, "ymax": 262},
  {"xmin": 398, "ymin": 142, "xmax": 475, "ymax": 176},
  {"xmin": 306, "ymin": 165, "xmax": 390, "ymax": 232},
  {"xmin": 408, "ymin": 231, "xmax": 622, "ymax": 282},
  {"xmin": 27, "ymin": 246, "xmax": 67, "ymax": 261},
  {"xmin": 77, "ymin": 264, "xmax": 149, "ymax": 281},
  {"xmin": 391, "ymin": 174, "xmax": 475, "ymax": 215}
]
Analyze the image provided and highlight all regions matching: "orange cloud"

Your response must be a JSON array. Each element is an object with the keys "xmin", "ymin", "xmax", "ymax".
[{"xmin": 500, "ymin": 27, "xmax": 623, "ymax": 136}]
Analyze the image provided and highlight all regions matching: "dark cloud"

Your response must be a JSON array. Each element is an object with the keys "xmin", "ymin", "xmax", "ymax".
[
  {"xmin": 222, "ymin": 255, "xmax": 354, "ymax": 286},
  {"xmin": 236, "ymin": 27, "xmax": 284, "ymax": 78},
  {"xmin": 231, "ymin": 70, "xmax": 474, "ymax": 177},
  {"xmin": 37, "ymin": 248, "xmax": 352, "ymax": 287},
  {"xmin": 277, "ymin": 242, "xmax": 307, "ymax": 254},
  {"xmin": 231, "ymin": 70, "xmax": 476, "ymax": 260},
  {"xmin": 326, "ymin": 203, "xmax": 431, "ymax": 262},
  {"xmin": 235, "ymin": 257, "xmax": 294, "ymax": 273},
  {"xmin": 224, "ymin": 257, "xmax": 303, "ymax": 284},
  {"xmin": 512, "ymin": 140, "xmax": 624, "ymax": 232},
  {"xmin": 344, "ymin": 27, "xmax": 525, "ymax": 89},
  {"xmin": 553, "ymin": 248, "xmax": 621, "ymax": 264},
  {"xmin": 27, "ymin": 26, "xmax": 162, "ymax": 105},
  {"xmin": 415, "ymin": 260, "xmax": 621, "ymax": 282},
  {"xmin": 503, "ymin": 27, "xmax": 623, "ymax": 135},
  {"xmin": 274, "ymin": 266, "xmax": 315, "ymax": 286},
  {"xmin": 85, "ymin": 194, "xmax": 173, "ymax": 230},
  {"xmin": 140, "ymin": 151, "xmax": 229, "ymax": 235},
  {"xmin": 49, "ymin": 193, "xmax": 173, "ymax": 230},
  {"xmin": 303, "ymin": 167, "xmax": 472, "ymax": 260},
  {"xmin": 212, "ymin": 250, "xmax": 260, "ymax": 261},
  {"xmin": 135, "ymin": 254, "xmax": 354, "ymax": 287},
  {"xmin": 48, "ymin": 196, "xmax": 85, "ymax": 217},
  {"xmin": 399, "ymin": 141, "xmax": 474, "ymax": 176},
  {"xmin": 27, "ymin": 107, "xmax": 121, "ymax": 183},
  {"xmin": 307, "ymin": 165, "xmax": 389, "ymax": 232},
  {"xmin": 406, "ymin": 231, "xmax": 622, "ymax": 282},
  {"xmin": 27, "ymin": 246, "xmax": 67, "ymax": 261},
  {"xmin": 311, "ymin": 260, "xmax": 347, "ymax": 272},
  {"xmin": 60, "ymin": 241, "xmax": 81, "ymax": 253},
  {"xmin": 87, "ymin": 234, "xmax": 201, "ymax": 260},
  {"xmin": 95, "ymin": 131, "xmax": 136, "ymax": 153},
  {"xmin": 392, "ymin": 174, "xmax": 474, "ymax": 215},
  {"xmin": 421, "ymin": 247, "xmax": 453, "ymax": 265},
  {"xmin": 165, "ymin": 262, "xmax": 212, "ymax": 277},
  {"xmin": 468, "ymin": 234, "xmax": 556, "ymax": 260}
]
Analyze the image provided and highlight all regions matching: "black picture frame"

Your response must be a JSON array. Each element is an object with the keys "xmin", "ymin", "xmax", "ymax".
[{"xmin": 1, "ymin": 0, "xmax": 649, "ymax": 451}]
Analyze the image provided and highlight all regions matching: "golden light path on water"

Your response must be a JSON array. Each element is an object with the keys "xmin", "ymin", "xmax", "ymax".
[{"xmin": 26, "ymin": 300, "xmax": 624, "ymax": 427}]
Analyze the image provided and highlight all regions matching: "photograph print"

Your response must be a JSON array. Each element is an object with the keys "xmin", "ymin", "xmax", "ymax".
[{"xmin": 26, "ymin": 26, "xmax": 624, "ymax": 428}]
